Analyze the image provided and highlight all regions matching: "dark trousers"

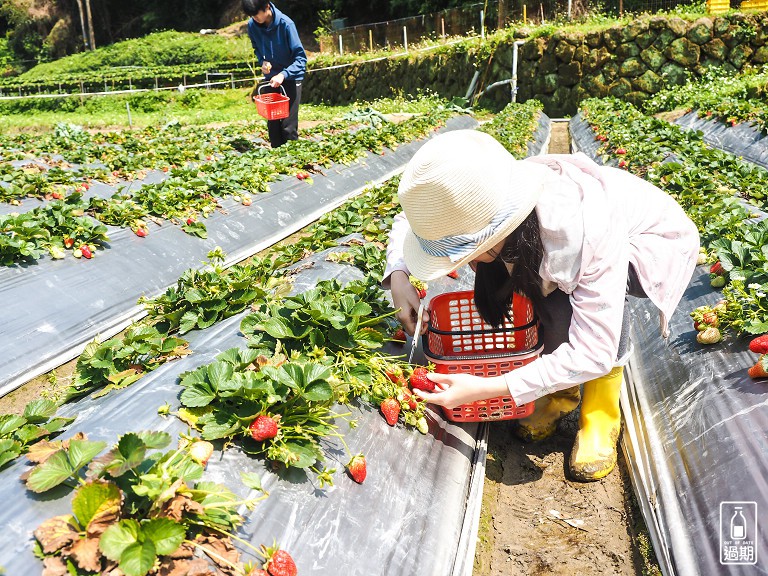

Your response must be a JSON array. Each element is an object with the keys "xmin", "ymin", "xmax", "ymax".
[
  {"xmin": 263, "ymin": 79, "xmax": 301, "ymax": 148},
  {"xmin": 536, "ymin": 265, "xmax": 647, "ymax": 358}
]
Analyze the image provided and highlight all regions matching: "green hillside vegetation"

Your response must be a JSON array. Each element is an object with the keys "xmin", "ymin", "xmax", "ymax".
[{"xmin": 17, "ymin": 30, "xmax": 254, "ymax": 81}]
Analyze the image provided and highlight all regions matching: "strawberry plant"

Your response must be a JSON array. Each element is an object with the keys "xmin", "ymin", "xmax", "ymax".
[
  {"xmin": 178, "ymin": 347, "xmax": 339, "ymax": 470},
  {"xmin": 64, "ymin": 325, "xmax": 190, "ymax": 401},
  {"xmin": 29, "ymin": 430, "xmax": 267, "ymax": 576},
  {"xmin": 240, "ymin": 278, "xmax": 395, "ymax": 355},
  {"xmin": 140, "ymin": 248, "xmax": 269, "ymax": 335},
  {"xmin": 479, "ymin": 99, "xmax": 544, "ymax": 159},
  {"xmin": 0, "ymin": 398, "xmax": 74, "ymax": 470}
]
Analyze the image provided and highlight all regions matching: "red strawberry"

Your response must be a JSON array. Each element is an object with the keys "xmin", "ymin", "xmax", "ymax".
[
  {"xmin": 596, "ymin": 134, "xmax": 607, "ymax": 141},
  {"xmin": 347, "ymin": 454, "xmax": 367, "ymax": 483},
  {"xmin": 749, "ymin": 335, "xmax": 768, "ymax": 355},
  {"xmin": 247, "ymin": 569, "xmax": 269, "ymax": 576},
  {"xmin": 63, "ymin": 237, "xmax": 74, "ymax": 249},
  {"xmin": 83, "ymin": 183, "xmax": 90, "ymax": 190},
  {"xmin": 264, "ymin": 548, "xmax": 297, "ymax": 576},
  {"xmin": 417, "ymin": 288, "xmax": 427, "ymax": 299},
  {"xmin": 747, "ymin": 355, "xmax": 768, "ymax": 379},
  {"xmin": 400, "ymin": 387, "xmax": 418, "ymax": 410},
  {"xmin": 51, "ymin": 191, "xmax": 63, "ymax": 200},
  {"xmin": 393, "ymin": 328, "xmax": 406, "ymax": 342},
  {"xmin": 135, "ymin": 227, "xmax": 148, "ymax": 237},
  {"xmin": 410, "ymin": 367, "xmax": 435, "ymax": 392},
  {"xmin": 615, "ymin": 147, "xmax": 627, "ymax": 155},
  {"xmin": 447, "ymin": 270, "xmax": 459, "ymax": 279},
  {"xmin": 80, "ymin": 245, "xmax": 93, "ymax": 259},
  {"xmin": 186, "ymin": 218, "xmax": 195, "ymax": 225},
  {"xmin": 249, "ymin": 415, "xmax": 279, "ymax": 441},
  {"xmin": 701, "ymin": 311, "xmax": 718, "ymax": 327},
  {"xmin": 618, "ymin": 159, "xmax": 628, "ymax": 168},
  {"xmin": 380, "ymin": 398, "xmax": 400, "ymax": 426},
  {"xmin": 385, "ymin": 368, "xmax": 402, "ymax": 383},
  {"xmin": 710, "ymin": 261, "xmax": 724, "ymax": 275}
]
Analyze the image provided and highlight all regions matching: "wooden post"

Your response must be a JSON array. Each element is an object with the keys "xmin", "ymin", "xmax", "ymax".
[
  {"xmin": 540, "ymin": 3, "xmax": 544, "ymax": 23},
  {"xmin": 441, "ymin": 17, "xmax": 445, "ymax": 37},
  {"xmin": 369, "ymin": 29, "xmax": 373, "ymax": 51},
  {"xmin": 498, "ymin": 0, "xmax": 507, "ymax": 28},
  {"xmin": 84, "ymin": 0, "xmax": 96, "ymax": 49},
  {"xmin": 74, "ymin": 0, "xmax": 88, "ymax": 50},
  {"xmin": 523, "ymin": 5, "xmax": 527, "ymax": 24},
  {"xmin": 403, "ymin": 26, "xmax": 408, "ymax": 52}
]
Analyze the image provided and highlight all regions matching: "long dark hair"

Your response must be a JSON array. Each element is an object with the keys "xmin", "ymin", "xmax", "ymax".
[{"xmin": 473, "ymin": 209, "xmax": 544, "ymax": 327}]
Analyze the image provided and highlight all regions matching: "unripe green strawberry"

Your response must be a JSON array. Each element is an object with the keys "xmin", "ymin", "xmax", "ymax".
[
  {"xmin": 710, "ymin": 276, "xmax": 726, "ymax": 288},
  {"xmin": 696, "ymin": 327, "xmax": 721, "ymax": 345},
  {"xmin": 416, "ymin": 416, "xmax": 428, "ymax": 434},
  {"xmin": 188, "ymin": 440, "xmax": 214, "ymax": 467}
]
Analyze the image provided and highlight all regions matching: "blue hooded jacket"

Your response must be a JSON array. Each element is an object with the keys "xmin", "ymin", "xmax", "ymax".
[{"xmin": 246, "ymin": 3, "xmax": 307, "ymax": 82}]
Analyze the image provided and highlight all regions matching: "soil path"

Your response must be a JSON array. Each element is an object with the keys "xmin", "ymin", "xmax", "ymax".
[{"xmin": 473, "ymin": 120, "xmax": 643, "ymax": 576}]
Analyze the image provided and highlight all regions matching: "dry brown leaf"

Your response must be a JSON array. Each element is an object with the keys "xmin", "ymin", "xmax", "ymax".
[
  {"xmin": 158, "ymin": 558, "xmax": 216, "ymax": 576},
  {"xmin": 26, "ymin": 440, "xmax": 64, "ymax": 464},
  {"xmin": 68, "ymin": 536, "xmax": 103, "ymax": 572},
  {"xmin": 195, "ymin": 533, "xmax": 241, "ymax": 571},
  {"xmin": 41, "ymin": 556, "xmax": 69, "ymax": 576},
  {"xmin": 80, "ymin": 480, "xmax": 122, "ymax": 538},
  {"xmin": 34, "ymin": 515, "xmax": 80, "ymax": 554},
  {"xmin": 168, "ymin": 541, "xmax": 196, "ymax": 560},
  {"xmin": 155, "ymin": 494, "xmax": 205, "ymax": 522}
]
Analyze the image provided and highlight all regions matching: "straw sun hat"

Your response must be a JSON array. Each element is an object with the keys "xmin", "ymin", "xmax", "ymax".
[{"xmin": 398, "ymin": 129, "xmax": 550, "ymax": 281}]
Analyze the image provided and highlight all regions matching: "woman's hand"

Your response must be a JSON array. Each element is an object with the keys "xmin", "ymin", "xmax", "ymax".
[
  {"xmin": 390, "ymin": 270, "xmax": 428, "ymax": 335},
  {"xmin": 413, "ymin": 373, "xmax": 510, "ymax": 409}
]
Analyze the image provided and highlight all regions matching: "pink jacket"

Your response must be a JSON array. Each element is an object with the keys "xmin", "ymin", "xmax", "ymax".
[{"xmin": 384, "ymin": 153, "xmax": 700, "ymax": 405}]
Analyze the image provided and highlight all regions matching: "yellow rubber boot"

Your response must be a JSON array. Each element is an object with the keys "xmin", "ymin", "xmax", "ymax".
[
  {"xmin": 515, "ymin": 386, "xmax": 581, "ymax": 442},
  {"xmin": 569, "ymin": 366, "xmax": 623, "ymax": 482}
]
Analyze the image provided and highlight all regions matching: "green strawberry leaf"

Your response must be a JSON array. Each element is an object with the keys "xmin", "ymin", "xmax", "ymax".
[
  {"xmin": 0, "ymin": 414, "xmax": 26, "ymax": 436},
  {"xmin": 240, "ymin": 471, "xmax": 264, "ymax": 492},
  {"xmin": 136, "ymin": 431, "xmax": 171, "ymax": 450},
  {"xmin": 26, "ymin": 450, "xmax": 74, "ymax": 492},
  {"xmin": 99, "ymin": 519, "xmax": 141, "ymax": 562},
  {"xmin": 67, "ymin": 438, "xmax": 107, "ymax": 471},
  {"xmin": 140, "ymin": 518, "xmax": 185, "ymax": 556},
  {"xmin": 72, "ymin": 481, "xmax": 121, "ymax": 535},
  {"xmin": 22, "ymin": 398, "xmax": 58, "ymax": 424}
]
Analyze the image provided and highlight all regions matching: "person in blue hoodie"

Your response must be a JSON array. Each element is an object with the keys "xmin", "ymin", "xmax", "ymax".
[{"xmin": 243, "ymin": 0, "xmax": 307, "ymax": 148}]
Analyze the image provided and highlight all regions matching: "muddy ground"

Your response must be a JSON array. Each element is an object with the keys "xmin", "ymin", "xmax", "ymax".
[{"xmin": 472, "ymin": 120, "xmax": 657, "ymax": 576}]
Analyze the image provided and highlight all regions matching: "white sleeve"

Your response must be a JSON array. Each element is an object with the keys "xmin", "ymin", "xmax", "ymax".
[
  {"xmin": 382, "ymin": 212, "xmax": 411, "ymax": 289},
  {"xmin": 503, "ymin": 236, "xmax": 629, "ymax": 406}
]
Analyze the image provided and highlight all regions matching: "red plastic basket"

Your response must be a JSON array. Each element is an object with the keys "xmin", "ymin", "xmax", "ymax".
[
  {"xmin": 423, "ymin": 290, "xmax": 541, "ymax": 422},
  {"xmin": 254, "ymin": 85, "xmax": 290, "ymax": 120}
]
